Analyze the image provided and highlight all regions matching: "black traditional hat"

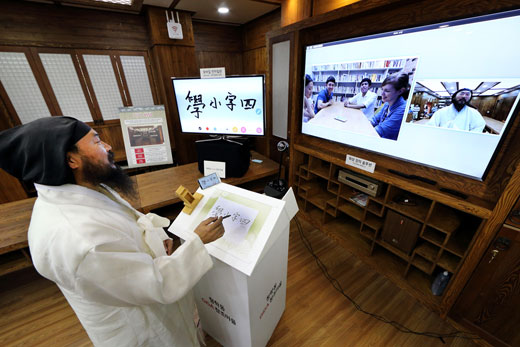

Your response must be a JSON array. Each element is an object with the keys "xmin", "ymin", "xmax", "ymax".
[{"xmin": 0, "ymin": 116, "xmax": 91, "ymax": 185}]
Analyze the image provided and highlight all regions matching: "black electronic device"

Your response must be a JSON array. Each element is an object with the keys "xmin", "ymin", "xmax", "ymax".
[
  {"xmin": 198, "ymin": 172, "xmax": 221, "ymax": 190},
  {"xmin": 264, "ymin": 141, "xmax": 289, "ymax": 199},
  {"xmin": 439, "ymin": 187, "xmax": 468, "ymax": 200},
  {"xmin": 338, "ymin": 169, "xmax": 382, "ymax": 197},
  {"xmin": 196, "ymin": 138, "xmax": 251, "ymax": 178},
  {"xmin": 388, "ymin": 169, "xmax": 437, "ymax": 186}
]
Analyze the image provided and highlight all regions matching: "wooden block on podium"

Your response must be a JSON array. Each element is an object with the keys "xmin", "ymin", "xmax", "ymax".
[{"xmin": 175, "ymin": 185, "xmax": 203, "ymax": 215}]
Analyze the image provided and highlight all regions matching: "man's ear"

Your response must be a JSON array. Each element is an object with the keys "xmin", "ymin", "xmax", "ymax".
[{"xmin": 67, "ymin": 152, "xmax": 81, "ymax": 170}]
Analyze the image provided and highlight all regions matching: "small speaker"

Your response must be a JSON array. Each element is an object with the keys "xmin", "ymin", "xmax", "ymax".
[{"xmin": 196, "ymin": 138, "xmax": 250, "ymax": 177}]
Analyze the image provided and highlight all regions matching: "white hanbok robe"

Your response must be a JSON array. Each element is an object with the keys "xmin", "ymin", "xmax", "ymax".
[
  {"xmin": 28, "ymin": 183, "xmax": 213, "ymax": 346},
  {"xmin": 428, "ymin": 104, "xmax": 486, "ymax": 133}
]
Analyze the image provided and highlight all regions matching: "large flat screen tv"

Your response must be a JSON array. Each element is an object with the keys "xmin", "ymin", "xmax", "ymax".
[
  {"xmin": 302, "ymin": 10, "xmax": 520, "ymax": 180},
  {"xmin": 172, "ymin": 75, "xmax": 265, "ymax": 136}
]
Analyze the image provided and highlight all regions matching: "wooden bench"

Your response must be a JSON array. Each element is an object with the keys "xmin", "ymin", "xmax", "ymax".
[{"xmin": 0, "ymin": 198, "xmax": 35, "ymax": 276}]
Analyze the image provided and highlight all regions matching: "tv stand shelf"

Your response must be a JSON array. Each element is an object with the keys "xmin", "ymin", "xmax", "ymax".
[{"xmin": 292, "ymin": 147, "xmax": 489, "ymax": 314}]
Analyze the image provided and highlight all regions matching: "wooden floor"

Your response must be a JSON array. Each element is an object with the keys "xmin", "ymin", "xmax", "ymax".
[{"xmin": 0, "ymin": 216, "xmax": 479, "ymax": 347}]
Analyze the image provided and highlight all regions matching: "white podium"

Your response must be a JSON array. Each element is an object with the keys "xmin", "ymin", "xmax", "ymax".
[{"xmin": 169, "ymin": 183, "xmax": 298, "ymax": 347}]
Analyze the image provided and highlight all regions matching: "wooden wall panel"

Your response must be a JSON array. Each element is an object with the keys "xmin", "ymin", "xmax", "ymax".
[
  {"xmin": 451, "ymin": 223, "xmax": 520, "ymax": 346},
  {"xmin": 242, "ymin": 10, "xmax": 282, "ymax": 158},
  {"xmin": 0, "ymin": 95, "xmax": 18, "ymax": 132},
  {"xmin": 146, "ymin": 7, "xmax": 195, "ymax": 47},
  {"xmin": 243, "ymin": 46, "xmax": 270, "ymax": 157},
  {"xmin": 193, "ymin": 22, "xmax": 243, "ymax": 75},
  {"xmin": 196, "ymin": 52, "xmax": 243, "ymax": 75},
  {"xmin": 495, "ymin": 90, "xmax": 520, "ymax": 122},
  {"xmin": 243, "ymin": 9, "xmax": 282, "ymax": 51},
  {"xmin": 243, "ymin": 48, "xmax": 268, "ymax": 75},
  {"xmin": 472, "ymin": 96, "xmax": 499, "ymax": 120},
  {"xmin": 312, "ymin": 0, "xmax": 362, "ymax": 16},
  {"xmin": 0, "ymin": 78, "xmax": 29, "ymax": 201},
  {"xmin": 149, "ymin": 45, "xmax": 201, "ymax": 164},
  {"xmin": 0, "ymin": 169, "xmax": 29, "ymax": 204},
  {"xmin": 92, "ymin": 123, "xmax": 127, "ymax": 162},
  {"xmin": 281, "ymin": 0, "xmax": 312, "ymax": 27},
  {"xmin": 193, "ymin": 22, "xmax": 242, "ymax": 52},
  {"xmin": 0, "ymin": 0, "xmax": 149, "ymax": 50}
]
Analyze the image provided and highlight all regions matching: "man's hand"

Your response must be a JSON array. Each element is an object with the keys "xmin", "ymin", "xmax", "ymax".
[
  {"xmin": 194, "ymin": 216, "xmax": 225, "ymax": 244},
  {"xmin": 163, "ymin": 239, "xmax": 174, "ymax": 255}
]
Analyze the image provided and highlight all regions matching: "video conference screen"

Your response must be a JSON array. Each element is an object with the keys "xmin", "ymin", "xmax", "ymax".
[
  {"xmin": 172, "ymin": 75, "xmax": 265, "ymax": 136},
  {"xmin": 302, "ymin": 10, "xmax": 520, "ymax": 180}
]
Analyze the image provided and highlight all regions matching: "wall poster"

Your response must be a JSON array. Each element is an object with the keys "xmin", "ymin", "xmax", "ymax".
[{"xmin": 119, "ymin": 105, "xmax": 173, "ymax": 168}]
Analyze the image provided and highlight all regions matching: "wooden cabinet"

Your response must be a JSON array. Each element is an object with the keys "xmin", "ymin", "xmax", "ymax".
[
  {"xmin": 381, "ymin": 210, "xmax": 421, "ymax": 254},
  {"xmin": 294, "ymin": 148, "xmax": 486, "ymax": 314},
  {"xmin": 450, "ymin": 223, "xmax": 520, "ymax": 347}
]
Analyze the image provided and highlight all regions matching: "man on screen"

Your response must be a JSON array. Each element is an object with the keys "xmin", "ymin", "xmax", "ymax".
[
  {"xmin": 314, "ymin": 75, "xmax": 336, "ymax": 114},
  {"xmin": 344, "ymin": 78, "xmax": 378, "ymax": 119},
  {"xmin": 428, "ymin": 88, "xmax": 486, "ymax": 133}
]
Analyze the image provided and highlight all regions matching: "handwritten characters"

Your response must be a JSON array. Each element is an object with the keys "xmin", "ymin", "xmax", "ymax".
[
  {"xmin": 206, "ymin": 197, "xmax": 259, "ymax": 244},
  {"xmin": 185, "ymin": 90, "xmax": 258, "ymax": 119},
  {"xmin": 185, "ymin": 91, "xmax": 205, "ymax": 118},
  {"xmin": 210, "ymin": 205, "xmax": 251, "ymax": 227}
]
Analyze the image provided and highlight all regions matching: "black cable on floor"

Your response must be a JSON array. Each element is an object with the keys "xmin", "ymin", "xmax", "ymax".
[{"xmin": 294, "ymin": 216, "xmax": 481, "ymax": 342}]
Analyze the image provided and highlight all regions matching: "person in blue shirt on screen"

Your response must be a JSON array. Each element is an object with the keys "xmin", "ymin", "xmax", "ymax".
[
  {"xmin": 314, "ymin": 75, "xmax": 336, "ymax": 114},
  {"xmin": 370, "ymin": 73, "xmax": 409, "ymax": 140}
]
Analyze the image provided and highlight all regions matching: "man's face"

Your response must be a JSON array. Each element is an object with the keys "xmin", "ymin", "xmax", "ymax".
[
  {"xmin": 326, "ymin": 81, "xmax": 335, "ymax": 94},
  {"xmin": 451, "ymin": 90, "xmax": 472, "ymax": 112},
  {"xmin": 360, "ymin": 81, "xmax": 370, "ymax": 94},
  {"xmin": 74, "ymin": 130, "xmax": 114, "ymax": 170},
  {"xmin": 454, "ymin": 90, "xmax": 472, "ymax": 105},
  {"xmin": 70, "ymin": 130, "xmax": 135, "ymax": 195}
]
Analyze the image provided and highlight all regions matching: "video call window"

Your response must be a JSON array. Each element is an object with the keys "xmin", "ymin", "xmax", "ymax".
[
  {"xmin": 408, "ymin": 79, "xmax": 520, "ymax": 135},
  {"xmin": 303, "ymin": 57, "xmax": 419, "ymax": 141},
  {"xmin": 301, "ymin": 10, "xmax": 520, "ymax": 180}
]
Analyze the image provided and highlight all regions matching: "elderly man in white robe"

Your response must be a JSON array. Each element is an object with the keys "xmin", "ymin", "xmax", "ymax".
[
  {"xmin": 427, "ymin": 88, "xmax": 486, "ymax": 133},
  {"xmin": 0, "ymin": 116, "xmax": 225, "ymax": 346}
]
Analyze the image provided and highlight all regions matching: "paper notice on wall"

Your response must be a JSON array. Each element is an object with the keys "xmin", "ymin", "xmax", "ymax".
[
  {"xmin": 119, "ymin": 105, "xmax": 173, "ymax": 168},
  {"xmin": 206, "ymin": 197, "xmax": 259, "ymax": 244}
]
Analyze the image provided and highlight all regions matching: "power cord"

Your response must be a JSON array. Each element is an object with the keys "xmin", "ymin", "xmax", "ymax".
[{"xmin": 294, "ymin": 216, "xmax": 480, "ymax": 343}]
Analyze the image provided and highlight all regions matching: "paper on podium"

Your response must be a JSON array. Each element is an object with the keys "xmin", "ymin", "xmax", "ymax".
[
  {"xmin": 206, "ymin": 196, "xmax": 259, "ymax": 244},
  {"xmin": 169, "ymin": 183, "xmax": 297, "ymax": 276}
]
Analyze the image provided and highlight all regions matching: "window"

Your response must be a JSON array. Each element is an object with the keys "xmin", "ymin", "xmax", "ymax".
[{"xmin": 0, "ymin": 47, "xmax": 156, "ymax": 126}]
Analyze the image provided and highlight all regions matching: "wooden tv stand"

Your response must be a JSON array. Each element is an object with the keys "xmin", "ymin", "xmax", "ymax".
[{"xmin": 291, "ymin": 143, "xmax": 494, "ymax": 316}]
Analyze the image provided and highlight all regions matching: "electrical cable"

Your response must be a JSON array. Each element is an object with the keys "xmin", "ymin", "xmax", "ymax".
[{"xmin": 294, "ymin": 216, "xmax": 481, "ymax": 343}]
